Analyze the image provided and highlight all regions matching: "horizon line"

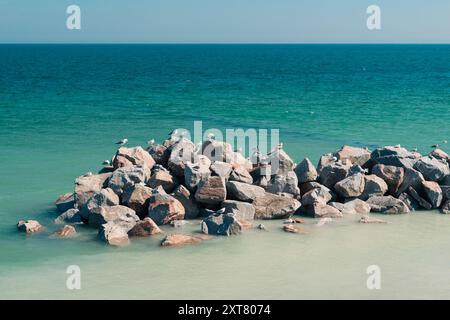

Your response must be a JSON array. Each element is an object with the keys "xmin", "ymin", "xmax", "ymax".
[{"xmin": 1, "ymin": 42, "xmax": 450, "ymax": 45}]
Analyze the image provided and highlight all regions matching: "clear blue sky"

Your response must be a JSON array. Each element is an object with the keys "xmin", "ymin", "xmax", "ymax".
[{"xmin": 0, "ymin": 0, "xmax": 449, "ymax": 43}]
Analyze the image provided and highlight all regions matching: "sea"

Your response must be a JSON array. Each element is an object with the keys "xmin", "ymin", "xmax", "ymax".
[{"xmin": 0, "ymin": 44, "xmax": 449, "ymax": 299}]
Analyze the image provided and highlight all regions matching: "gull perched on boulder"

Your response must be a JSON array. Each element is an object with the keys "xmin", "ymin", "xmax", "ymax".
[
  {"xmin": 102, "ymin": 160, "xmax": 111, "ymax": 166},
  {"xmin": 115, "ymin": 138, "xmax": 128, "ymax": 146}
]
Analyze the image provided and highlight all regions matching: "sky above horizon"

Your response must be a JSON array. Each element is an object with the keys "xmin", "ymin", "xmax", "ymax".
[{"xmin": 0, "ymin": 0, "xmax": 449, "ymax": 43}]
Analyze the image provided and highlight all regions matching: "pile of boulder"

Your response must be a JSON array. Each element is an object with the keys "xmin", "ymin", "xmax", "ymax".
[{"xmin": 18, "ymin": 132, "xmax": 450, "ymax": 247}]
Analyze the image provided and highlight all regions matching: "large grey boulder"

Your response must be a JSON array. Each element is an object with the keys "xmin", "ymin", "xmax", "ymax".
[
  {"xmin": 168, "ymin": 138, "xmax": 196, "ymax": 177},
  {"xmin": 414, "ymin": 156, "xmax": 450, "ymax": 182},
  {"xmin": 267, "ymin": 148, "xmax": 295, "ymax": 175},
  {"xmin": 407, "ymin": 186, "xmax": 432, "ymax": 210},
  {"xmin": 74, "ymin": 172, "xmax": 111, "ymax": 208},
  {"xmin": 107, "ymin": 165, "xmax": 151, "ymax": 195},
  {"xmin": 147, "ymin": 165, "xmax": 178, "ymax": 193},
  {"xmin": 430, "ymin": 148, "xmax": 450, "ymax": 164},
  {"xmin": 148, "ymin": 187, "xmax": 185, "ymax": 225},
  {"xmin": 442, "ymin": 186, "xmax": 450, "ymax": 200},
  {"xmin": 229, "ymin": 165, "xmax": 253, "ymax": 184},
  {"xmin": 252, "ymin": 193, "xmax": 301, "ymax": 219},
  {"xmin": 221, "ymin": 200, "xmax": 255, "ymax": 220},
  {"xmin": 317, "ymin": 154, "xmax": 335, "ymax": 173},
  {"xmin": 334, "ymin": 173, "xmax": 365, "ymax": 198},
  {"xmin": 334, "ymin": 145, "xmax": 371, "ymax": 166},
  {"xmin": 122, "ymin": 184, "xmax": 153, "ymax": 219},
  {"xmin": 267, "ymin": 171, "xmax": 300, "ymax": 196},
  {"xmin": 88, "ymin": 204, "xmax": 138, "ymax": 229},
  {"xmin": 294, "ymin": 158, "xmax": 318, "ymax": 183},
  {"xmin": 226, "ymin": 181, "xmax": 266, "ymax": 202},
  {"xmin": 55, "ymin": 193, "xmax": 75, "ymax": 213},
  {"xmin": 147, "ymin": 144, "xmax": 170, "ymax": 167},
  {"xmin": 184, "ymin": 160, "xmax": 211, "ymax": 191},
  {"xmin": 395, "ymin": 167, "xmax": 425, "ymax": 196},
  {"xmin": 366, "ymin": 196, "xmax": 410, "ymax": 214},
  {"xmin": 441, "ymin": 175, "xmax": 450, "ymax": 186},
  {"xmin": 201, "ymin": 212, "xmax": 242, "ymax": 236},
  {"xmin": 171, "ymin": 185, "xmax": 200, "ymax": 219},
  {"xmin": 319, "ymin": 162, "xmax": 351, "ymax": 189},
  {"xmin": 80, "ymin": 188, "xmax": 120, "ymax": 221},
  {"xmin": 301, "ymin": 185, "xmax": 333, "ymax": 207},
  {"xmin": 113, "ymin": 146, "xmax": 155, "ymax": 170},
  {"xmin": 421, "ymin": 181, "xmax": 443, "ymax": 208},
  {"xmin": 360, "ymin": 175, "xmax": 388, "ymax": 200},
  {"xmin": 398, "ymin": 192, "xmax": 420, "ymax": 211},
  {"xmin": 251, "ymin": 164, "xmax": 272, "ymax": 189},
  {"xmin": 195, "ymin": 176, "xmax": 227, "ymax": 205},
  {"xmin": 371, "ymin": 146, "xmax": 420, "ymax": 169},
  {"xmin": 372, "ymin": 164, "xmax": 404, "ymax": 195},
  {"xmin": 210, "ymin": 161, "xmax": 233, "ymax": 179}
]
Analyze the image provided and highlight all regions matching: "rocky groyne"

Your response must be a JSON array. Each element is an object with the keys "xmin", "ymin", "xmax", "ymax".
[{"xmin": 18, "ymin": 132, "xmax": 450, "ymax": 247}]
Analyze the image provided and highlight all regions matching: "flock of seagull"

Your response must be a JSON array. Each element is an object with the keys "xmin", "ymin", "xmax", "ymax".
[{"xmin": 105, "ymin": 132, "xmax": 447, "ymax": 170}]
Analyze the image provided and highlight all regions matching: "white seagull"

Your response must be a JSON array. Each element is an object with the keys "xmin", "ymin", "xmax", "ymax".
[
  {"xmin": 147, "ymin": 139, "xmax": 155, "ymax": 147},
  {"xmin": 115, "ymin": 138, "xmax": 128, "ymax": 146},
  {"xmin": 102, "ymin": 160, "xmax": 111, "ymax": 166}
]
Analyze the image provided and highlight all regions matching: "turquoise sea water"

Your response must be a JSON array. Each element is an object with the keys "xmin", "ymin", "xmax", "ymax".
[{"xmin": 0, "ymin": 44, "xmax": 449, "ymax": 299}]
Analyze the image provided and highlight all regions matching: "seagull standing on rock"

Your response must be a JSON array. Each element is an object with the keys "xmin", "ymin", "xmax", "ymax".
[
  {"xmin": 102, "ymin": 160, "xmax": 111, "ymax": 166},
  {"xmin": 116, "ymin": 138, "xmax": 128, "ymax": 146},
  {"xmin": 147, "ymin": 139, "xmax": 155, "ymax": 147},
  {"xmin": 431, "ymin": 144, "xmax": 440, "ymax": 149}
]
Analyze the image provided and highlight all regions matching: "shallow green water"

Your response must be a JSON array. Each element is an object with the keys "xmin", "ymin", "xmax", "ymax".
[{"xmin": 0, "ymin": 44, "xmax": 449, "ymax": 299}]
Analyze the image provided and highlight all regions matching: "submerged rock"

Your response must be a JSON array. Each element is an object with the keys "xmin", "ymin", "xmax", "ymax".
[
  {"xmin": 113, "ymin": 146, "xmax": 155, "ymax": 169},
  {"xmin": 252, "ymin": 193, "xmax": 301, "ymax": 219},
  {"xmin": 421, "ymin": 181, "xmax": 443, "ymax": 208},
  {"xmin": 366, "ymin": 196, "xmax": 410, "ymax": 214},
  {"xmin": 201, "ymin": 212, "xmax": 242, "ymax": 236},
  {"xmin": 359, "ymin": 216, "xmax": 387, "ymax": 224},
  {"xmin": 148, "ymin": 187, "xmax": 185, "ymax": 225},
  {"xmin": 226, "ymin": 181, "xmax": 265, "ymax": 202},
  {"xmin": 128, "ymin": 217, "xmax": 162, "ymax": 237},
  {"xmin": 161, "ymin": 234, "xmax": 209, "ymax": 247},
  {"xmin": 283, "ymin": 224, "xmax": 306, "ymax": 234},
  {"xmin": 294, "ymin": 158, "xmax": 318, "ymax": 183},
  {"xmin": 334, "ymin": 173, "xmax": 365, "ymax": 198},
  {"xmin": 17, "ymin": 220, "xmax": 43, "ymax": 234},
  {"xmin": 51, "ymin": 225, "xmax": 77, "ymax": 238},
  {"xmin": 55, "ymin": 192, "xmax": 75, "ymax": 213}
]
